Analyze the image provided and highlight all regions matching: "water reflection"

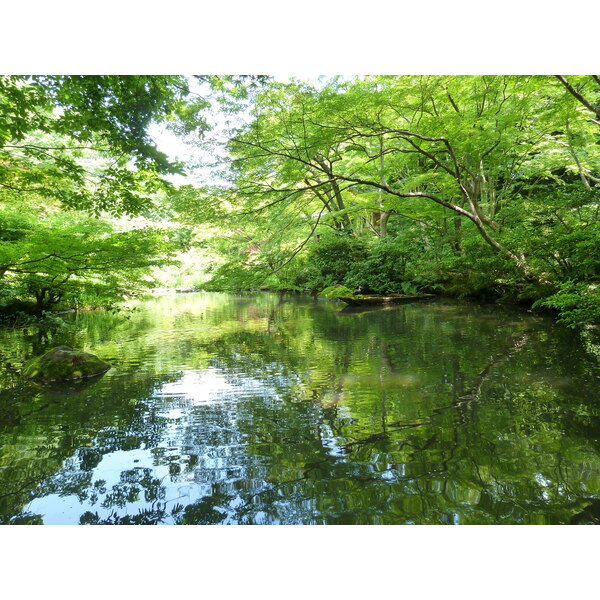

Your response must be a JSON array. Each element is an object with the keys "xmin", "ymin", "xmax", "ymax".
[{"xmin": 1, "ymin": 293, "xmax": 599, "ymax": 524}]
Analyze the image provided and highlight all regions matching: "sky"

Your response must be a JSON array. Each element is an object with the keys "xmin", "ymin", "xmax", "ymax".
[
  {"xmin": 148, "ymin": 75, "xmax": 321, "ymax": 187},
  {"xmin": 149, "ymin": 76, "xmax": 257, "ymax": 187}
]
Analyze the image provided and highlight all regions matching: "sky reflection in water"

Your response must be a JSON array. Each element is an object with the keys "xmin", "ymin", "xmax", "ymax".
[{"xmin": 1, "ymin": 292, "xmax": 599, "ymax": 524}]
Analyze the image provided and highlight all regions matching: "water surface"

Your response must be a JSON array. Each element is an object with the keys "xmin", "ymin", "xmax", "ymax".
[{"xmin": 1, "ymin": 292, "xmax": 599, "ymax": 524}]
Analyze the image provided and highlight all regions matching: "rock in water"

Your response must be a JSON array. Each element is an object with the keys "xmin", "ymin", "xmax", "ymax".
[{"xmin": 22, "ymin": 346, "xmax": 111, "ymax": 383}]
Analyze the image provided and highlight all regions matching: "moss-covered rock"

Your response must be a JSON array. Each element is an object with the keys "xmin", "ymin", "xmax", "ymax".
[
  {"xmin": 318, "ymin": 285, "xmax": 355, "ymax": 299},
  {"xmin": 22, "ymin": 346, "xmax": 111, "ymax": 383}
]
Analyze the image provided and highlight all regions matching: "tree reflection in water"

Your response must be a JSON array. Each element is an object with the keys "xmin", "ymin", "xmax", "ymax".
[{"xmin": 1, "ymin": 293, "xmax": 599, "ymax": 524}]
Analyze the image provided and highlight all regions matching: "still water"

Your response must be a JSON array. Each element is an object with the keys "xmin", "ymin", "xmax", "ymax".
[{"xmin": 1, "ymin": 292, "xmax": 599, "ymax": 524}]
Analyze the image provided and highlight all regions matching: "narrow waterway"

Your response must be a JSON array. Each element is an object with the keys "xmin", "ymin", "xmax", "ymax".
[{"xmin": 1, "ymin": 292, "xmax": 599, "ymax": 524}]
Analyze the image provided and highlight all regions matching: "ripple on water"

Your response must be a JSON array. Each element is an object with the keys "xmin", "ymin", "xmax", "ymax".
[{"xmin": 1, "ymin": 293, "xmax": 599, "ymax": 525}]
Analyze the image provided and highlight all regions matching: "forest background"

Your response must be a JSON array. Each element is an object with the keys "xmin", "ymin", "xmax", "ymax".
[{"xmin": 1, "ymin": 74, "xmax": 599, "ymax": 329}]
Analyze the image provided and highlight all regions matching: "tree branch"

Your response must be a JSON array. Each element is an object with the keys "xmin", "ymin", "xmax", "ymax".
[{"xmin": 555, "ymin": 75, "xmax": 600, "ymax": 119}]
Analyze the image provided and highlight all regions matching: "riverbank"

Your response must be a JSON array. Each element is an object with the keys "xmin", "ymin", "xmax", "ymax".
[{"xmin": 2, "ymin": 279, "xmax": 598, "ymax": 334}]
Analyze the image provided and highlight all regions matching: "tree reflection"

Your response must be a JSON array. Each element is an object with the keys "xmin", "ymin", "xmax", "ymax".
[{"xmin": 1, "ymin": 293, "xmax": 599, "ymax": 524}]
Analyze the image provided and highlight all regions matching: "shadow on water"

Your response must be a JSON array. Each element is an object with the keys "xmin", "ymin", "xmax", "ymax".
[{"xmin": 1, "ymin": 292, "xmax": 599, "ymax": 524}]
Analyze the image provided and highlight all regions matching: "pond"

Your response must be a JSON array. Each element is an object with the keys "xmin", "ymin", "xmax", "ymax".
[{"xmin": 1, "ymin": 292, "xmax": 599, "ymax": 524}]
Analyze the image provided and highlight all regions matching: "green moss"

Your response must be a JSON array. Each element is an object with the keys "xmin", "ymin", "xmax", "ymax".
[
  {"xmin": 22, "ymin": 345, "xmax": 111, "ymax": 383},
  {"xmin": 318, "ymin": 286, "xmax": 355, "ymax": 299}
]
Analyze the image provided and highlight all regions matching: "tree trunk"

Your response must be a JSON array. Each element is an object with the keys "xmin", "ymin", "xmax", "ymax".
[
  {"xmin": 451, "ymin": 216, "xmax": 464, "ymax": 256},
  {"xmin": 380, "ymin": 210, "xmax": 391, "ymax": 237},
  {"xmin": 34, "ymin": 290, "xmax": 47, "ymax": 315}
]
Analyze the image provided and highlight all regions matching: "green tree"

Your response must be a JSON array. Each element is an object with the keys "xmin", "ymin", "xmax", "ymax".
[
  {"xmin": 184, "ymin": 75, "xmax": 598, "ymax": 324},
  {"xmin": 0, "ymin": 75, "xmax": 209, "ymax": 214},
  {"xmin": 0, "ymin": 198, "xmax": 183, "ymax": 313}
]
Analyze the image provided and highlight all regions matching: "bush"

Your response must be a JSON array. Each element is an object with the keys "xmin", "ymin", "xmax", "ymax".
[
  {"xmin": 534, "ymin": 282, "xmax": 600, "ymax": 328},
  {"xmin": 306, "ymin": 234, "xmax": 368, "ymax": 288},
  {"xmin": 318, "ymin": 285, "xmax": 355, "ymax": 299},
  {"xmin": 343, "ymin": 237, "xmax": 412, "ymax": 294}
]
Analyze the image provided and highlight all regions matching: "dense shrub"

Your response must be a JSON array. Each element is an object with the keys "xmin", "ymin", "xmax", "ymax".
[
  {"xmin": 534, "ymin": 282, "xmax": 600, "ymax": 328},
  {"xmin": 343, "ymin": 238, "xmax": 411, "ymax": 294},
  {"xmin": 318, "ymin": 285, "xmax": 355, "ymax": 299},
  {"xmin": 305, "ymin": 234, "xmax": 368, "ymax": 289}
]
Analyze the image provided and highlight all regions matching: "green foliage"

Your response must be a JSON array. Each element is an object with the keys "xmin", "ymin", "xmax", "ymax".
[
  {"xmin": 4, "ymin": 75, "xmax": 597, "ymax": 327},
  {"xmin": 399, "ymin": 281, "xmax": 422, "ymax": 295},
  {"xmin": 0, "ymin": 75, "xmax": 218, "ymax": 313},
  {"xmin": 318, "ymin": 285, "xmax": 355, "ymax": 299},
  {"xmin": 182, "ymin": 74, "xmax": 600, "ymax": 328},
  {"xmin": 534, "ymin": 282, "xmax": 600, "ymax": 328},
  {"xmin": 202, "ymin": 261, "xmax": 272, "ymax": 291},
  {"xmin": 0, "ymin": 75, "xmax": 202, "ymax": 216},
  {"xmin": 305, "ymin": 234, "xmax": 368, "ymax": 289},
  {"xmin": 0, "ymin": 75, "xmax": 264, "ymax": 217},
  {"xmin": 343, "ymin": 237, "xmax": 412, "ymax": 294},
  {"xmin": 0, "ymin": 198, "xmax": 183, "ymax": 313}
]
